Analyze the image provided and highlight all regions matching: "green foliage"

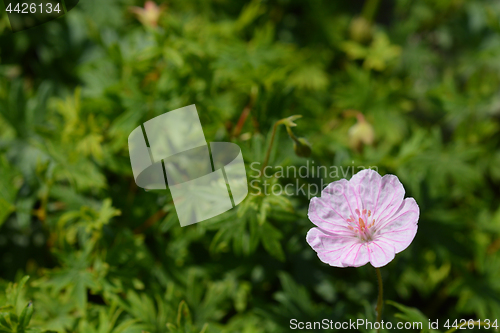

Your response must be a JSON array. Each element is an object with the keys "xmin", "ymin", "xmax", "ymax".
[
  {"xmin": 0, "ymin": 276, "xmax": 54, "ymax": 333},
  {"xmin": 1, "ymin": 0, "xmax": 500, "ymax": 332}
]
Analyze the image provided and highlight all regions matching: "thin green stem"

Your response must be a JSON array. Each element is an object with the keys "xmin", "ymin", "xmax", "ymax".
[
  {"xmin": 259, "ymin": 115, "xmax": 303, "ymax": 175},
  {"xmin": 285, "ymin": 124, "xmax": 297, "ymax": 142},
  {"xmin": 362, "ymin": 0, "xmax": 381, "ymax": 23},
  {"xmin": 375, "ymin": 267, "xmax": 383, "ymax": 333},
  {"xmin": 260, "ymin": 120, "xmax": 281, "ymax": 175},
  {"xmin": 60, "ymin": 0, "xmax": 68, "ymax": 13}
]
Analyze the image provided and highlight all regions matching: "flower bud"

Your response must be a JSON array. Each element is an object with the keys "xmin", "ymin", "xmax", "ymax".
[
  {"xmin": 293, "ymin": 137, "xmax": 312, "ymax": 157},
  {"xmin": 130, "ymin": 1, "xmax": 164, "ymax": 28},
  {"xmin": 349, "ymin": 17, "xmax": 373, "ymax": 43},
  {"xmin": 348, "ymin": 113, "xmax": 374, "ymax": 150}
]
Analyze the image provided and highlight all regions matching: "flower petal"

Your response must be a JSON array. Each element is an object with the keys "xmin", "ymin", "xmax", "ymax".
[
  {"xmin": 376, "ymin": 197, "xmax": 419, "ymax": 253},
  {"xmin": 350, "ymin": 169, "xmax": 405, "ymax": 227},
  {"xmin": 339, "ymin": 242, "xmax": 370, "ymax": 267},
  {"xmin": 308, "ymin": 179, "xmax": 359, "ymax": 233},
  {"xmin": 367, "ymin": 240, "xmax": 396, "ymax": 267},
  {"xmin": 308, "ymin": 199, "xmax": 352, "ymax": 235},
  {"xmin": 306, "ymin": 228, "xmax": 357, "ymax": 267}
]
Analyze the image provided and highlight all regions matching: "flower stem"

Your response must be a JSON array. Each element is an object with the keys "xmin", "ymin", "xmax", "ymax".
[
  {"xmin": 260, "ymin": 115, "xmax": 304, "ymax": 175},
  {"xmin": 375, "ymin": 267, "xmax": 383, "ymax": 332},
  {"xmin": 362, "ymin": 0, "xmax": 381, "ymax": 23},
  {"xmin": 260, "ymin": 120, "xmax": 281, "ymax": 175}
]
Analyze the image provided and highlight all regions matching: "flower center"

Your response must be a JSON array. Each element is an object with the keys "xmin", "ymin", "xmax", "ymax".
[{"xmin": 346, "ymin": 208, "xmax": 376, "ymax": 242}]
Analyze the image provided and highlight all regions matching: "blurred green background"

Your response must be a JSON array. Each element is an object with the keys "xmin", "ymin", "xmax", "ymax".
[{"xmin": 1, "ymin": 0, "xmax": 500, "ymax": 332}]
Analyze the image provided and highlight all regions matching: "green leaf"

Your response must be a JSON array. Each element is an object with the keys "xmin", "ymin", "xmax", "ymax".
[
  {"xmin": 387, "ymin": 300, "xmax": 439, "ymax": 333},
  {"xmin": 18, "ymin": 301, "xmax": 33, "ymax": 330},
  {"xmin": 260, "ymin": 223, "xmax": 285, "ymax": 262}
]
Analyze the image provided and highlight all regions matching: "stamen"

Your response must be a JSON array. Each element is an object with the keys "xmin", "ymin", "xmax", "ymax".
[
  {"xmin": 362, "ymin": 209, "xmax": 367, "ymax": 215},
  {"xmin": 358, "ymin": 217, "xmax": 365, "ymax": 230},
  {"xmin": 367, "ymin": 210, "xmax": 371, "ymax": 217},
  {"xmin": 355, "ymin": 209, "xmax": 360, "ymax": 216}
]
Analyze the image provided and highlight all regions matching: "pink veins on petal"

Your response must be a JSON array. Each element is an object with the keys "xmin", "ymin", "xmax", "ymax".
[{"xmin": 306, "ymin": 168, "xmax": 419, "ymax": 268}]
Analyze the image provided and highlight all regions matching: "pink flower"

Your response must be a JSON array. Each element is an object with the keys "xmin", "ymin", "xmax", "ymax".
[{"xmin": 306, "ymin": 169, "xmax": 419, "ymax": 268}]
